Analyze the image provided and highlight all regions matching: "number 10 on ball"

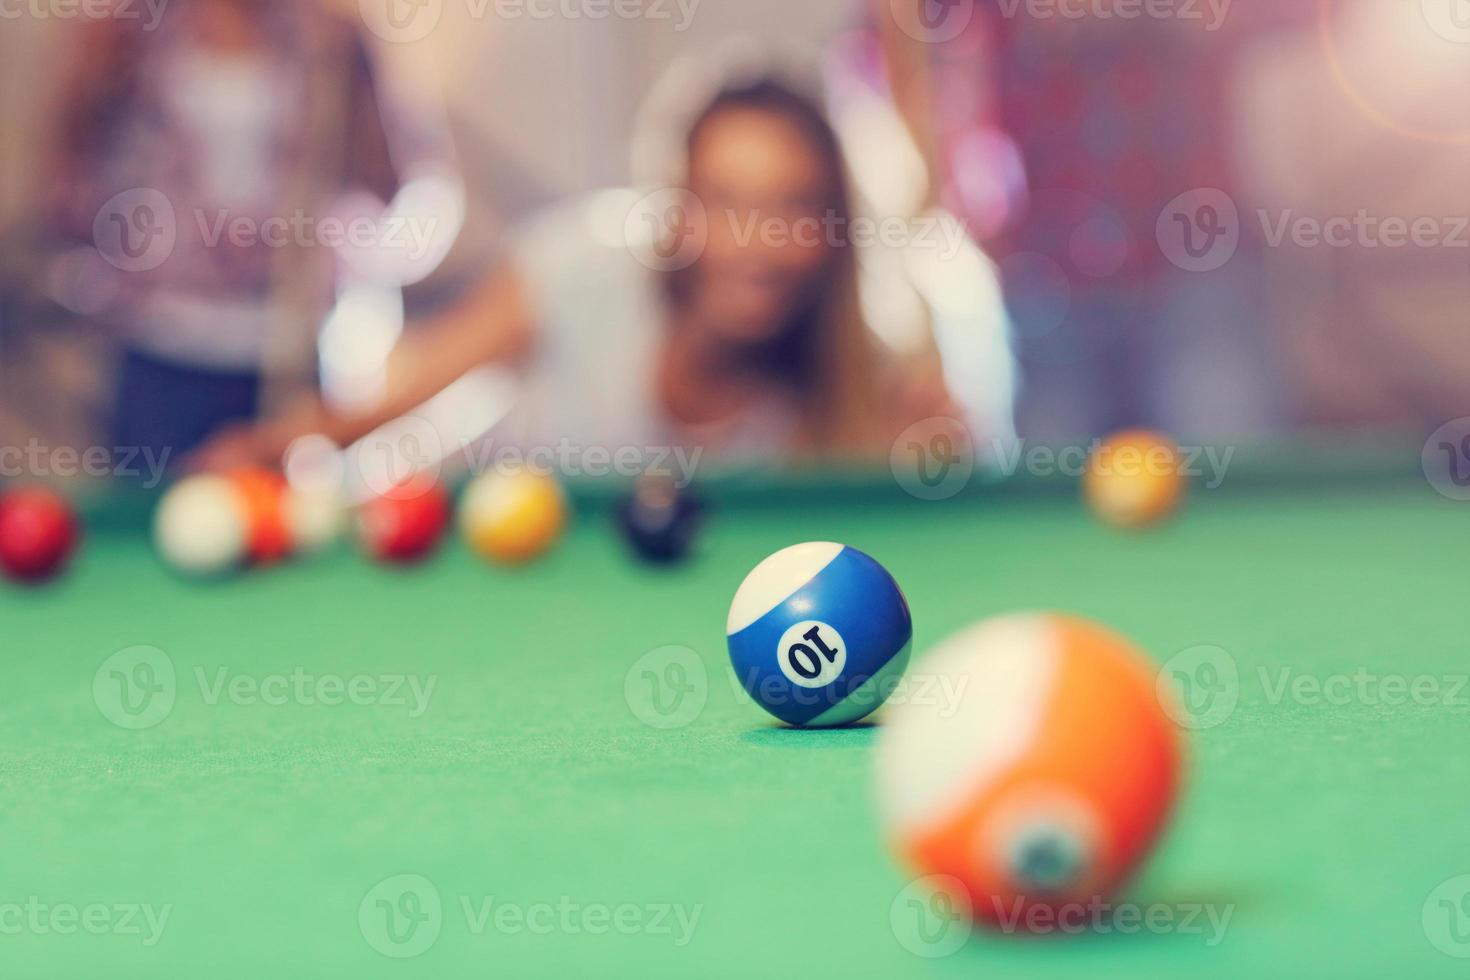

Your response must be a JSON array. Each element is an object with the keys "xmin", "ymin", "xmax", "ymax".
[{"xmin": 726, "ymin": 543, "xmax": 913, "ymax": 727}]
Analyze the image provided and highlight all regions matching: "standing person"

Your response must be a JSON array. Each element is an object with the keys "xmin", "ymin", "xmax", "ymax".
[
  {"xmin": 864, "ymin": 1, "xmax": 1317, "ymax": 440},
  {"xmin": 44, "ymin": 0, "xmax": 443, "ymax": 461}
]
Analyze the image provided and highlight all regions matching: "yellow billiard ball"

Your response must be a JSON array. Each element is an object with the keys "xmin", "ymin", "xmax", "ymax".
[
  {"xmin": 1083, "ymin": 430, "xmax": 1187, "ymax": 529},
  {"xmin": 459, "ymin": 469, "xmax": 568, "ymax": 565}
]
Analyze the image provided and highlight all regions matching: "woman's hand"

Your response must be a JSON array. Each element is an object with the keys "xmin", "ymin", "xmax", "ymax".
[{"xmin": 186, "ymin": 423, "xmax": 286, "ymax": 474}]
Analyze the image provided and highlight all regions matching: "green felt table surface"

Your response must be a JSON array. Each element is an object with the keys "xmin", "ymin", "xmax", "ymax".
[{"xmin": 2, "ymin": 451, "xmax": 1467, "ymax": 978}]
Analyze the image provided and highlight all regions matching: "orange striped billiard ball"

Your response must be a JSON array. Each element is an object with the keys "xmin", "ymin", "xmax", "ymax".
[
  {"xmin": 876, "ymin": 614, "xmax": 1183, "ymax": 929},
  {"xmin": 1083, "ymin": 430, "xmax": 1188, "ymax": 530}
]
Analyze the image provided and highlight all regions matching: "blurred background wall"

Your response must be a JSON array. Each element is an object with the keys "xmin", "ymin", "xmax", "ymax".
[
  {"xmin": 2, "ymin": 0, "xmax": 1468, "ymax": 455},
  {"xmin": 0, "ymin": 0, "xmax": 856, "ymax": 379}
]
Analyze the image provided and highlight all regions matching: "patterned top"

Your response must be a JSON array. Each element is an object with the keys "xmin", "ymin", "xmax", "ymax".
[
  {"xmin": 837, "ymin": 3, "xmax": 1321, "ymax": 282},
  {"xmin": 46, "ymin": 2, "xmax": 437, "ymax": 369}
]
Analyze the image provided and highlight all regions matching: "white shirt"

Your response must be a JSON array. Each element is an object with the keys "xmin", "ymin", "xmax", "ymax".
[{"xmin": 499, "ymin": 191, "xmax": 800, "ymax": 461}]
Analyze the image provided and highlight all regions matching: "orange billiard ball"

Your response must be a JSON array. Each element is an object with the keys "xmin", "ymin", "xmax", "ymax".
[
  {"xmin": 875, "ymin": 614, "xmax": 1184, "ymax": 930},
  {"xmin": 1083, "ymin": 430, "xmax": 1187, "ymax": 529},
  {"xmin": 227, "ymin": 468, "xmax": 293, "ymax": 565}
]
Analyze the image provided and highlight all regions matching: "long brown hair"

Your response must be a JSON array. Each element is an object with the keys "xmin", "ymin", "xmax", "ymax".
[{"xmin": 665, "ymin": 79, "xmax": 881, "ymax": 456}]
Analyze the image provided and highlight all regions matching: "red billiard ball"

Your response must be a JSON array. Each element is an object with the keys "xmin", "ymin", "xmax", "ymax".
[
  {"xmin": 0, "ymin": 486, "xmax": 80, "ymax": 584},
  {"xmin": 357, "ymin": 477, "xmax": 450, "ymax": 564}
]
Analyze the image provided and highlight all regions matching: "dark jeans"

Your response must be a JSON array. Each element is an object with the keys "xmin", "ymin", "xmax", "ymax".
[{"xmin": 111, "ymin": 349, "xmax": 262, "ymax": 469}]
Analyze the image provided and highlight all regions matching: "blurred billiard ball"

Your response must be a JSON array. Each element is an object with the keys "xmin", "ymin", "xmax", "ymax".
[
  {"xmin": 460, "ymin": 468, "xmax": 568, "ymax": 565},
  {"xmin": 1083, "ymin": 430, "xmax": 1187, "ymax": 530},
  {"xmin": 875, "ymin": 613, "xmax": 1182, "ymax": 928},
  {"xmin": 0, "ymin": 485, "xmax": 80, "ymax": 584},
  {"xmin": 616, "ymin": 476, "xmax": 704, "ymax": 565},
  {"xmin": 154, "ymin": 475, "xmax": 250, "ymax": 578},
  {"xmin": 358, "ymin": 476, "xmax": 451, "ymax": 564}
]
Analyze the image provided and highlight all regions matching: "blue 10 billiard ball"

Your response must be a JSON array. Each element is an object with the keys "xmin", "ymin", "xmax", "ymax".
[{"xmin": 726, "ymin": 542, "xmax": 913, "ymax": 727}]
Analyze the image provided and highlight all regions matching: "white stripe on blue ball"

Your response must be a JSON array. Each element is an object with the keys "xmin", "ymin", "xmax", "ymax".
[
  {"xmin": 727, "ymin": 542, "xmax": 913, "ymax": 728},
  {"xmin": 727, "ymin": 542, "xmax": 845, "ymax": 634}
]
